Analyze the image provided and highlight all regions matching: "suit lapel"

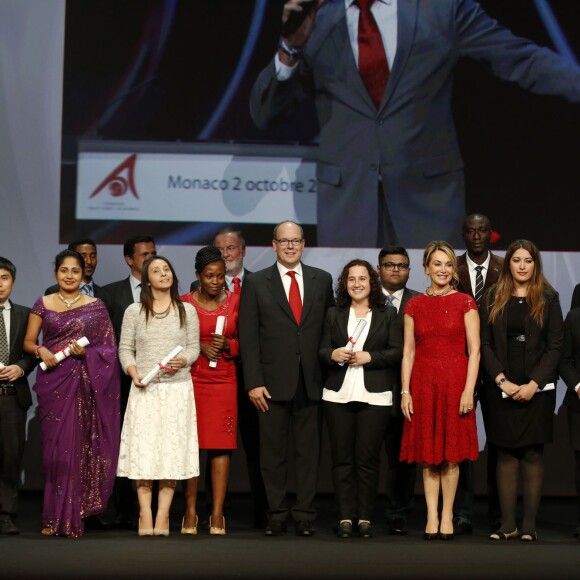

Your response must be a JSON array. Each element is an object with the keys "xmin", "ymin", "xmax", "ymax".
[
  {"xmin": 8, "ymin": 302, "xmax": 21, "ymax": 360},
  {"xmin": 365, "ymin": 307, "xmax": 383, "ymax": 343},
  {"xmin": 301, "ymin": 265, "xmax": 316, "ymax": 324},
  {"xmin": 335, "ymin": 307, "xmax": 350, "ymax": 345},
  {"xmin": 266, "ymin": 265, "xmax": 297, "ymax": 324},
  {"xmin": 380, "ymin": 0, "xmax": 419, "ymax": 112},
  {"xmin": 485, "ymin": 254, "xmax": 502, "ymax": 289}
]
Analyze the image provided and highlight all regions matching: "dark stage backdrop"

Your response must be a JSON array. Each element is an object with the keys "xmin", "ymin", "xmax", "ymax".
[{"xmin": 61, "ymin": 0, "xmax": 580, "ymax": 249}]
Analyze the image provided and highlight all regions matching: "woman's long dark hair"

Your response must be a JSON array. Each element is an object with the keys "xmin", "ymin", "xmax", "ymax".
[
  {"xmin": 140, "ymin": 256, "xmax": 186, "ymax": 326},
  {"xmin": 335, "ymin": 259, "xmax": 386, "ymax": 309},
  {"xmin": 487, "ymin": 239, "xmax": 552, "ymax": 326}
]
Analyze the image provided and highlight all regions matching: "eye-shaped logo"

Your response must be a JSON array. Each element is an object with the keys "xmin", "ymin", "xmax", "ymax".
[{"xmin": 89, "ymin": 154, "xmax": 139, "ymax": 199}]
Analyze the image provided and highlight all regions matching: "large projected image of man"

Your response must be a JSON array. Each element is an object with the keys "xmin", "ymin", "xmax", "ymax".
[{"xmin": 251, "ymin": 0, "xmax": 580, "ymax": 248}]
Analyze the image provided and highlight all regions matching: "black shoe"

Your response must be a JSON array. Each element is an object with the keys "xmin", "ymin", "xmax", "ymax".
[
  {"xmin": 490, "ymin": 520, "xmax": 502, "ymax": 534},
  {"xmin": 337, "ymin": 521, "xmax": 353, "ymax": 539},
  {"xmin": 358, "ymin": 521, "xmax": 372, "ymax": 539},
  {"xmin": 574, "ymin": 525, "xmax": 580, "ymax": 538},
  {"xmin": 388, "ymin": 516, "xmax": 408, "ymax": 536},
  {"xmin": 265, "ymin": 520, "xmax": 287, "ymax": 536},
  {"xmin": 84, "ymin": 514, "xmax": 114, "ymax": 531},
  {"xmin": 439, "ymin": 532, "xmax": 454, "ymax": 541},
  {"xmin": 114, "ymin": 513, "xmax": 135, "ymax": 530},
  {"xmin": 296, "ymin": 521, "xmax": 315, "ymax": 537},
  {"xmin": 452, "ymin": 518, "xmax": 472, "ymax": 535},
  {"xmin": 0, "ymin": 517, "xmax": 19, "ymax": 535},
  {"xmin": 423, "ymin": 532, "xmax": 439, "ymax": 541}
]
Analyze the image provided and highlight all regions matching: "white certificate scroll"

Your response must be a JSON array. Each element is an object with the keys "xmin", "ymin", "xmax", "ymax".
[
  {"xmin": 40, "ymin": 336, "xmax": 90, "ymax": 371},
  {"xmin": 501, "ymin": 382, "xmax": 556, "ymax": 399},
  {"xmin": 338, "ymin": 319, "xmax": 367, "ymax": 367},
  {"xmin": 141, "ymin": 345, "xmax": 184, "ymax": 386},
  {"xmin": 209, "ymin": 316, "xmax": 226, "ymax": 369}
]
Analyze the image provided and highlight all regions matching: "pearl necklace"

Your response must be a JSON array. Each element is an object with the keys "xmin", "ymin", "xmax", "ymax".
[
  {"xmin": 426, "ymin": 285, "xmax": 453, "ymax": 297},
  {"xmin": 58, "ymin": 292, "xmax": 82, "ymax": 309}
]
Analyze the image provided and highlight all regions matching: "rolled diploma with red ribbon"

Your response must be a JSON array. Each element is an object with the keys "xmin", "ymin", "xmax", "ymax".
[
  {"xmin": 141, "ymin": 344, "xmax": 184, "ymax": 386},
  {"xmin": 40, "ymin": 336, "xmax": 90, "ymax": 371},
  {"xmin": 338, "ymin": 319, "xmax": 367, "ymax": 367},
  {"xmin": 209, "ymin": 316, "xmax": 226, "ymax": 368}
]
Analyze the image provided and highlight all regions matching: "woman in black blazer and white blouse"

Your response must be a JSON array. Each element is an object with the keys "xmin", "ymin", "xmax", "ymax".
[
  {"xmin": 559, "ymin": 307, "xmax": 580, "ymax": 539},
  {"xmin": 320, "ymin": 259, "xmax": 402, "ymax": 539},
  {"xmin": 480, "ymin": 240, "xmax": 563, "ymax": 542}
]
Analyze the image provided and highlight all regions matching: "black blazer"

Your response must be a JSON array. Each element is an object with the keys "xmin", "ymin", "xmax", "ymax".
[
  {"xmin": 319, "ymin": 305, "xmax": 402, "ymax": 393},
  {"xmin": 44, "ymin": 282, "xmax": 106, "ymax": 300},
  {"xmin": 560, "ymin": 308, "xmax": 580, "ymax": 412},
  {"xmin": 100, "ymin": 277, "xmax": 135, "ymax": 342},
  {"xmin": 481, "ymin": 288, "xmax": 564, "ymax": 388},
  {"xmin": 239, "ymin": 263, "xmax": 334, "ymax": 401},
  {"xmin": 571, "ymin": 283, "xmax": 580, "ymax": 310},
  {"xmin": 4, "ymin": 302, "xmax": 35, "ymax": 409}
]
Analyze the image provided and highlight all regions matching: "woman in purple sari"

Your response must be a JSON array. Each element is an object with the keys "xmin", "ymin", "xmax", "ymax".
[{"xmin": 24, "ymin": 250, "xmax": 120, "ymax": 537}]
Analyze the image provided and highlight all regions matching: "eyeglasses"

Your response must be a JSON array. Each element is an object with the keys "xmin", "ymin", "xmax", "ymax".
[
  {"xmin": 380, "ymin": 262, "xmax": 409, "ymax": 271},
  {"xmin": 275, "ymin": 238, "xmax": 304, "ymax": 247}
]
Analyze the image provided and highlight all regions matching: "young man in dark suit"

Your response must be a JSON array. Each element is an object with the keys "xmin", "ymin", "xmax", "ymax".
[
  {"xmin": 101, "ymin": 235, "xmax": 156, "ymax": 528},
  {"xmin": 455, "ymin": 213, "xmax": 504, "ymax": 534},
  {"xmin": 239, "ymin": 220, "xmax": 333, "ymax": 536},
  {"xmin": 0, "ymin": 257, "xmax": 35, "ymax": 535},
  {"xmin": 378, "ymin": 246, "xmax": 419, "ymax": 535}
]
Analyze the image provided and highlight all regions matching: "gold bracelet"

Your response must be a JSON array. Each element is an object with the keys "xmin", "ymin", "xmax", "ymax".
[{"xmin": 401, "ymin": 390, "xmax": 410, "ymax": 395}]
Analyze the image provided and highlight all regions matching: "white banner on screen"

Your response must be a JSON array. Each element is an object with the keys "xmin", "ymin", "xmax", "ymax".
[{"xmin": 76, "ymin": 151, "xmax": 317, "ymax": 223}]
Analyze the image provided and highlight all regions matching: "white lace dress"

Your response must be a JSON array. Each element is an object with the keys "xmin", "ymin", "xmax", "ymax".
[{"xmin": 117, "ymin": 303, "xmax": 200, "ymax": 480}]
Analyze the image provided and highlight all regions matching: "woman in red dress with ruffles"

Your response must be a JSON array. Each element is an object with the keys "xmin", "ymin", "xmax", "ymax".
[{"xmin": 400, "ymin": 241, "xmax": 480, "ymax": 540}]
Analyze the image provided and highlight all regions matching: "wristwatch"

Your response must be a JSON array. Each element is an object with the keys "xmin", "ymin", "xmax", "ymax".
[{"xmin": 496, "ymin": 378, "xmax": 507, "ymax": 388}]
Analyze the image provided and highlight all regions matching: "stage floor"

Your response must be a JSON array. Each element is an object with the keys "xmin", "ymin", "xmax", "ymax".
[{"xmin": 3, "ymin": 492, "xmax": 579, "ymax": 579}]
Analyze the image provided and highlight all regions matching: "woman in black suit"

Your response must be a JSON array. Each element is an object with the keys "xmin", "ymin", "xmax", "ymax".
[
  {"xmin": 320, "ymin": 259, "xmax": 402, "ymax": 538},
  {"xmin": 480, "ymin": 240, "xmax": 563, "ymax": 542},
  {"xmin": 559, "ymin": 307, "xmax": 580, "ymax": 540}
]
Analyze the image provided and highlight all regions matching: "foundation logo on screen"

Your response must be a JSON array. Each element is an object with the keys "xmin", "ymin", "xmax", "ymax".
[{"xmin": 89, "ymin": 154, "xmax": 140, "ymax": 199}]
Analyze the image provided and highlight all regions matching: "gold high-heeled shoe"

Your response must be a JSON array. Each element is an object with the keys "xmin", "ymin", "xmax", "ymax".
[
  {"xmin": 181, "ymin": 515, "xmax": 198, "ymax": 535},
  {"xmin": 209, "ymin": 515, "xmax": 226, "ymax": 535}
]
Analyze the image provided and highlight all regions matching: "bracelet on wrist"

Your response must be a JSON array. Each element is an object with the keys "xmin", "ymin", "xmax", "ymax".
[
  {"xmin": 278, "ymin": 37, "xmax": 303, "ymax": 59},
  {"xmin": 34, "ymin": 345, "xmax": 42, "ymax": 359},
  {"xmin": 401, "ymin": 390, "xmax": 410, "ymax": 395}
]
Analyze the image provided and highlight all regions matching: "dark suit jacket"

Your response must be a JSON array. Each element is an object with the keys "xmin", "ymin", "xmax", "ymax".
[
  {"xmin": 559, "ymin": 308, "xmax": 580, "ymax": 412},
  {"xmin": 251, "ymin": 0, "xmax": 580, "ymax": 248},
  {"xmin": 571, "ymin": 283, "xmax": 580, "ymax": 310},
  {"xmin": 100, "ymin": 277, "xmax": 135, "ymax": 342},
  {"xmin": 457, "ymin": 252, "xmax": 503, "ymax": 298},
  {"xmin": 4, "ymin": 301, "xmax": 35, "ymax": 409},
  {"xmin": 44, "ymin": 282, "xmax": 106, "ymax": 299},
  {"xmin": 319, "ymin": 305, "xmax": 402, "ymax": 393},
  {"xmin": 239, "ymin": 263, "xmax": 334, "ymax": 401},
  {"xmin": 189, "ymin": 268, "xmax": 252, "ymax": 293},
  {"xmin": 480, "ymin": 288, "xmax": 564, "ymax": 388}
]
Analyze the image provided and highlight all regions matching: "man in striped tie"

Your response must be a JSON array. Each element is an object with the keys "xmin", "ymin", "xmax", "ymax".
[{"xmin": 456, "ymin": 213, "xmax": 504, "ymax": 535}]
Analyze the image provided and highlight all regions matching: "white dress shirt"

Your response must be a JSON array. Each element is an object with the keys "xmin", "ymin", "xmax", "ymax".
[
  {"xmin": 277, "ymin": 262, "xmax": 304, "ymax": 301},
  {"xmin": 381, "ymin": 286, "xmax": 405, "ymax": 313},
  {"xmin": 129, "ymin": 275, "xmax": 142, "ymax": 303},
  {"xmin": 465, "ymin": 252, "xmax": 491, "ymax": 295},
  {"xmin": 225, "ymin": 269, "xmax": 245, "ymax": 292}
]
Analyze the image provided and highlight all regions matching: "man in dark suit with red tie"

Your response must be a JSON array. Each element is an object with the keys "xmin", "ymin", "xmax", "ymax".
[
  {"xmin": 251, "ymin": 0, "xmax": 580, "ymax": 248},
  {"xmin": 239, "ymin": 220, "xmax": 334, "ymax": 536},
  {"xmin": 455, "ymin": 213, "xmax": 504, "ymax": 534},
  {"xmin": 0, "ymin": 257, "xmax": 35, "ymax": 535}
]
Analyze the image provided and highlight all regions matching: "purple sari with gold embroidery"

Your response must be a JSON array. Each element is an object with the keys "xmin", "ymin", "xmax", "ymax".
[{"xmin": 32, "ymin": 297, "xmax": 120, "ymax": 537}]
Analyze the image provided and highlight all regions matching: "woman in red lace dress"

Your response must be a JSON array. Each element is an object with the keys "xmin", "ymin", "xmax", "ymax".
[
  {"xmin": 181, "ymin": 246, "xmax": 239, "ymax": 536},
  {"xmin": 400, "ymin": 241, "xmax": 480, "ymax": 540}
]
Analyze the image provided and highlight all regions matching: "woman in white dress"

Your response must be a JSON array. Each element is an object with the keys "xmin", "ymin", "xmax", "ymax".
[{"xmin": 117, "ymin": 256, "xmax": 200, "ymax": 536}]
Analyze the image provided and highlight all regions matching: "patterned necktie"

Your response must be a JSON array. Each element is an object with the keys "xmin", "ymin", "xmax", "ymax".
[
  {"xmin": 474, "ymin": 266, "xmax": 484, "ymax": 307},
  {"xmin": 0, "ymin": 306, "xmax": 9, "ymax": 365},
  {"xmin": 357, "ymin": 0, "xmax": 389, "ymax": 108},
  {"xmin": 386, "ymin": 294, "xmax": 395, "ymax": 308},
  {"xmin": 232, "ymin": 277, "xmax": 241, "ymax": 295},
  {"xmin": 286, "ymin": 271, "xmax": 303, "ymax": 324},
  {"xmin": 80, "ymin": 283, "xmax": 92, "ymax": 296}
]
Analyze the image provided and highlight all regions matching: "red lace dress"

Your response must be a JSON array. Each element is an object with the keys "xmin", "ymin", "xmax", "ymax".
[{"xmin": 400, "ymin": 292, "xmax": 479, "ymax": 465}]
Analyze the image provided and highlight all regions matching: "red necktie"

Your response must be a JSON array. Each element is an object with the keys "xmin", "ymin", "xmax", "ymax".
[
  {"xmin": 286, "ymin": 271, "xmax": 302, "ymax": 324},
  {"xmin": 232, "ymin": 277, "xmax": 241, "ymax": 295},
  {"xmin": 357, "ymin": 0, "xmax": 389, "ymax": 108}
]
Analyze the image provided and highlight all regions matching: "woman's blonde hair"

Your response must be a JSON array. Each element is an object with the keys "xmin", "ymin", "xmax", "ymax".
[{"xmin": 423, "ymin": 241, "xmax": 459, "ymax": 288}]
